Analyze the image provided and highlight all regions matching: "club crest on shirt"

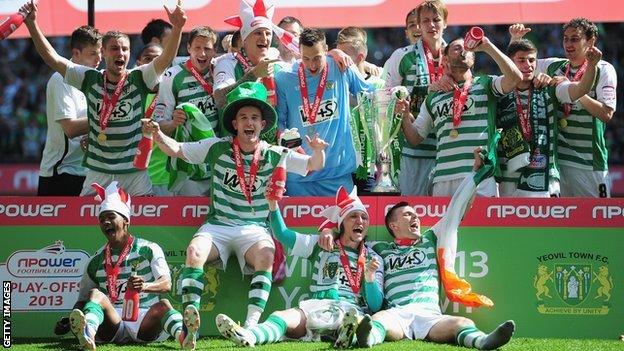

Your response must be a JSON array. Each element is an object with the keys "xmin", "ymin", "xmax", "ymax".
[{"xmin": 322, "ymin": 261, "xmax": 339, "ymax": 279}]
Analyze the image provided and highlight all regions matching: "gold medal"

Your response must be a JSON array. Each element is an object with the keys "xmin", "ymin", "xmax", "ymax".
[
  {"xmin": 559, "ymin": 119, "xmax": 568, "ymax": 129},
  {"xmin": 97, "ymin": 132, "xmax": 107, "ymax": 143},
  {"xmin": 450, "ymin": 129, "xmax": 459, "ymax": 138}
]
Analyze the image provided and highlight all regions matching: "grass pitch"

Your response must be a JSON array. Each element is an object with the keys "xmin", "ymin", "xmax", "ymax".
[{"xmin": 10, "ymin": 337, "xmax": 624, "ymax": 350}]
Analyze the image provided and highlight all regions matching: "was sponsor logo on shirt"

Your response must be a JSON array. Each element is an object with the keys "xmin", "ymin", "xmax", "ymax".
[{"xmin": 298, "ymin": 99, "xmax": 338, "ymax": 126}]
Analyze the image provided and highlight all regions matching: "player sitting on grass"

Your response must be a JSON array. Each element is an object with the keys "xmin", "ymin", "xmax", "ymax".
[
  {"xmin": 68, "ymin": 181, "xmax": 188, "ymax": 350},
  {"xmin": 339, "ymin": 141, "xmax": 516, "ymax": 349},
  {"xmin": 215, "ymin": 184, "xmax": 384, "ymax": 348}
]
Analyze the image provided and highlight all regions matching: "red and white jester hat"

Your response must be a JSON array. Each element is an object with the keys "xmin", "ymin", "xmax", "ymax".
[
  {"xmin": 91, "ymin": 181, "xmax": 131, "ymax": 222},
  {"xmin": 224, "ymin": 0, "xmax": 300, "ymax": 55},
  {"xmin": 318, "ymin": 186, "xmax": 367, "ymax": 231}
]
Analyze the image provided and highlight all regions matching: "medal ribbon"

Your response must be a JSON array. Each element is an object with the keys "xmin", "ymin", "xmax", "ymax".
[
  {"xmin": 422, "ymin": 41, "xmax": 444, "ymax": 83},
  {"xmin": 104, "ymin": 235, "xmax": 134, "ymax": 303},
  {"xmin": 185, "ymin": 60, "xmax": 213, "ymax": 95},
  {"xmin": 394, "ymin": 238, "xmax": 417, "ymax": 246},
  {"xmin": 232, "ymin": 137, "xmax": 262, "ymax": 207},
  {"xmin": 144, "ymin": 95, "xmax": 158, "ymax": 119},
  {"xmin": 298, "ymin": 63, "xmax": 329, "ymax": 126},
  {"xmin": 452, "ymin": 79, "xmax": 472, "ymax": 128},
  {"xmin": 562, "ymin": 60, "xmax": 588, "ymax": 117},
  {"xmin": 515, "ymin": 88, "xmax": 533, "ymax": 141},
  {"xmin": 335, "ymin": 239, "xmax": 367, "ymax": 294},
  {"xmin": 99, "ymin": 72, "xmax": 127, "ymax": 133},
  {"xmin": 235, "ymin": 52, "xmax": 253, "ymax": 70}
]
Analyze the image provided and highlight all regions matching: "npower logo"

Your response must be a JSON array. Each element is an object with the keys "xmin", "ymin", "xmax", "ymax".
[
  {"xmin": 384, "ymin": 204, "xmax": 448, "ymax": 218},
  {"xmin": 487, "ymin": 205, "xmax": 577, "ymax": 219},
  {"xmin": 6, "ymin": 241, "xmax": 90, "ymax": 278},
  {"xmin": 0, "ymin": 204, "xmax": 66, "ymax": 218},
  {"xmin": 282, "ymin": 205, "xmax": 332, "ymax": 219},
  {"xmin": 79, "ymin": 204, "xmax": 168, "ymax": 218}
]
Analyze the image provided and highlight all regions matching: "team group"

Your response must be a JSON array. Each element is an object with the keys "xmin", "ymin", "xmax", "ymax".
[{"xmin": 18, "ymin": 0, "xmax": 616, "ymax": 349}]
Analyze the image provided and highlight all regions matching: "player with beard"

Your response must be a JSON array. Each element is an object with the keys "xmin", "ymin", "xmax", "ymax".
[
  {"xmin": 68, "ymin": 182, "xmax": 186, "ymax": 350},
  {"xmin": 142, "ymin": 82, "xmax": 328, "ymax": 348},
  {"xmin": 215, "ymin": 185, "xmax": 383, "ymax": 349},
  {"xmin": 20, "ymin": 0, "xmax": 187, "ymax": 197},
  {"xmin": 510, "ymin": 20, "xmax": 617, "ymax": 197},
  {"xmin": 401, "ymin": 33, "xmax": 522, "ymax": 197}
]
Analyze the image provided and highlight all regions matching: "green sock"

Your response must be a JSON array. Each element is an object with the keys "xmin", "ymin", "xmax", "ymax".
[
  {"xmin": 83, "ymin": 301, "xmax": 104, "ymax": 331},
  {"xmin": 246, "ymin": 271, "xmax": 272, "ymax": 326},
  {"xmin": 180, "ymin": 267, "xmax": 204, "ymax": 310},
  {"xmin": 368, "ymin": 320, "xmax": 386, "ymax": 346},
  {"xmin": 248, "ymin": 314, "xmax": 287, "ymax": 345},
  {"xmin": 475, "ymin": 321, "xmax": 516, "ymax": 350},
  {"xmin": 161, "ymin": 309, "xmax": 183, "ymax": 339},
  {"xmin": 457, "ymin": 326, "xmax": 487, "ymax": 349}
]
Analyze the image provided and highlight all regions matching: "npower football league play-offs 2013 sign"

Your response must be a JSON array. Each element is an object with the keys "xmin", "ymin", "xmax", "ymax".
[{"xmin": 0, "ymin": 196, "xmax": 622, "ymax": 339}]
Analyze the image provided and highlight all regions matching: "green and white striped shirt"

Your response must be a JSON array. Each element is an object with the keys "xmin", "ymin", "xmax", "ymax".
[
  {"xmin": 496, "ymin": 83, "xmax": 573, "ymax": 186},
  {"xmin": 155, "ymin": 62, "xmax": 219, "ymax": 132},
  {"xmin": 415, "ymin": 75, "xmax": 502, "ymax": 183},
  {"xmin": 182, "ymin": 137, "xmax": 309, "ymax": 227},
  {"xmin": 538, "ymin": 58, "xmax": 617, "ymax": 171},
  {"xmin": 78, "ymin": 237, "xmax": 170, "ymax": 308},
  {"xmin": 291, "ymin": 235, "xmax": 383, "ymax": 307},
  {"xmin": 371, "ymin": 231, "xmax": 439, "ymax": 310},
  {"xmin": 383, "ymin": 40, "xmax": 441, "ymax": 159},
  {"xmin": 65, "ymin": 62, "xmax": 160, "ymax": 174}
]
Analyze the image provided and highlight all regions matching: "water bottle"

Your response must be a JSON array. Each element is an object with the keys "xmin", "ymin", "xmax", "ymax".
[
  {"xmin": 0, "ymin": 11, "xmax": 26, "ymax": 41},
  {"xmin": 267, "ymin": 149, "xmax": 288, "ymax": 201},
  {"xmin": 133, "ymin": 132, "xmax": 153, "ymax": 170},
  {"xmin": 122, "ymin": 266, "xmax": 140, "ymax": 322}
]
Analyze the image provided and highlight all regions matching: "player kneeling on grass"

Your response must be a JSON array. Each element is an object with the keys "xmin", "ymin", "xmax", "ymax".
[
  {"xmin": 340, "ymin": 137, "xmax": 515, "ymax": 350},
  {"xmin": 215, "ymin": 183, "xmax": 384, "ymax": 348},
  {"xmin": 67, "ymin": 181, "xmax": 190, "ymax": 350}
]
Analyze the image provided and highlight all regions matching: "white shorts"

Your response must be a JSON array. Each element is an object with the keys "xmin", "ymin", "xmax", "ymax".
[
  {"xmin": 432, "ymin": 177, "xmax": 498, "ymax": 197},
  {"xmin": 499, "ymin": 178, "xmax": 560, "ymax": 197},
  {"xmin": 399, "ymin": 157, "xmax": 435, "ymax": 196},
  {"xmin": 99, "ymin": 307, "xmax": 169, "ymax": 344},
  {"xmin": 559, "ymin": 166, "xmax": 611, "ymax": 198},
  {"xmin": 194, "ymin": 223, "xmax": 274, "ymax": 274},
  {"xmin": 297, "ymin": 299, "xmax": 363, "ymax": 341},
  {"xmin": 81, "ymin": 170, "xmax": 153, "ymax": 197},
  {"xmin": 386, "ymin": 305, "xmax": 451, "ymax": 340}
]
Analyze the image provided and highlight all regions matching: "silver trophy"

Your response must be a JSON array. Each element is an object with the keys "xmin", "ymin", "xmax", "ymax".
[{"xmin": 357, "ymin": 86, "xmax": 408, "ymax": 193}]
